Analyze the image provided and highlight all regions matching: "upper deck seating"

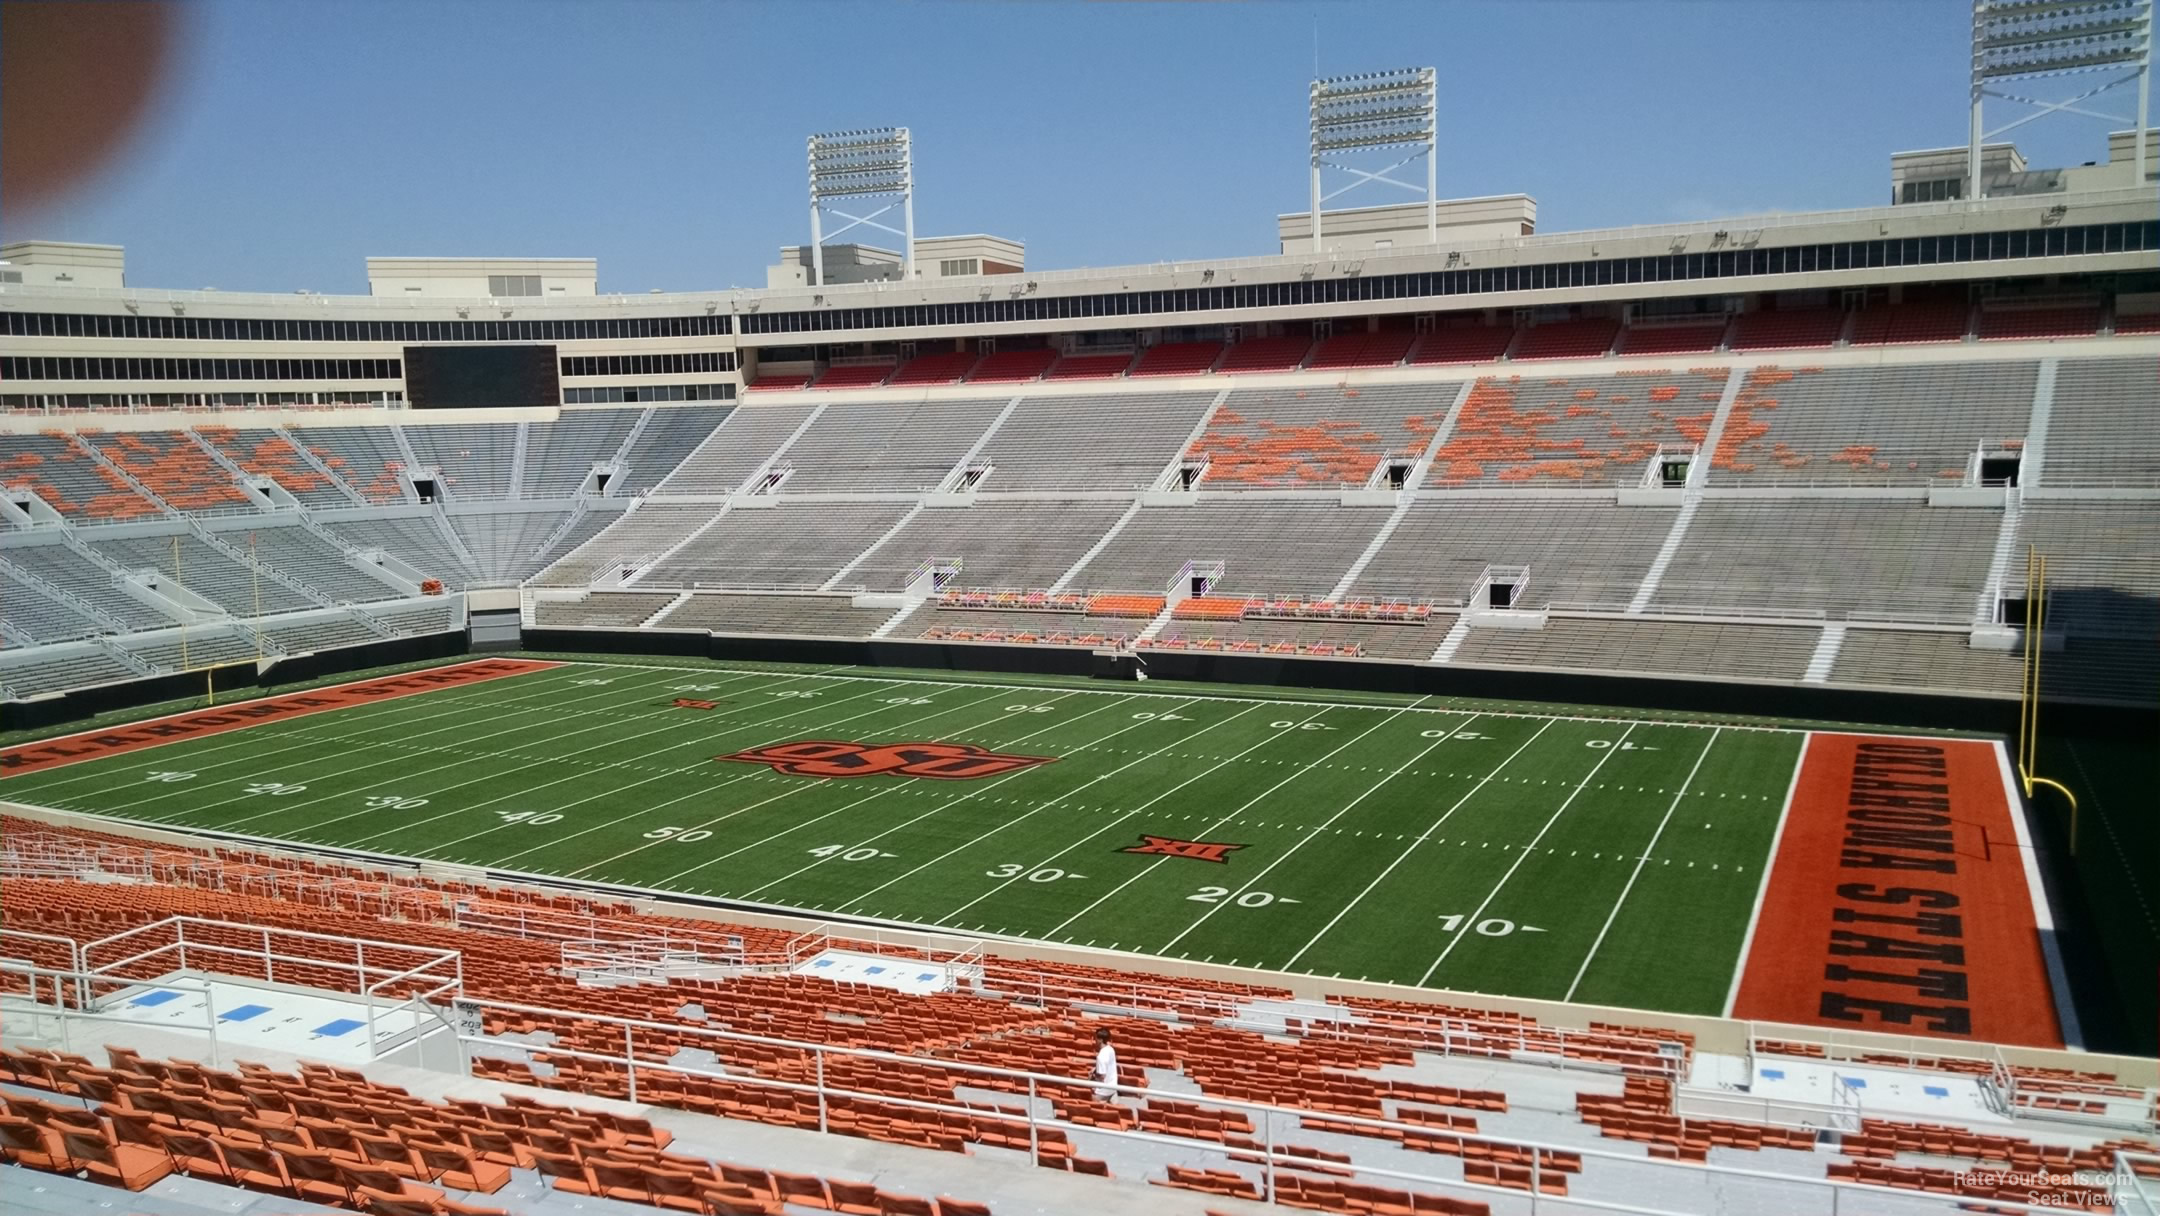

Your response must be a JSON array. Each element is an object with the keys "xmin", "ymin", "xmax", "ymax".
[
  {"xmin": 521, "ymin": 408, "xmax": 641, "ymax": 497},
  {"xmin": 194, "ymin": 427, "xmax": 357, "ymax": 507},
  {"xmin": 1706, "ymin": 362, "xmax": 2036, "ymax": 486},
  {"xmin": 82, "ymin": 431, "xmax": 252, "ymax": 513},
  {"xmin": 1349, "ymin": 500, "xmax": 1677, "ymax": 609},
  {"xmin": 2038, "ymin": 356, "xmax": 2160, "ymax": 486},
  {"xmin": 84, "ymin": 530, "xmax": 317, "ymax": 616},
  {"xmin": 1407, "ymin": 325, "xmax": 1515, "ymax": 366},
  {"xmin": 1424, "ymin": 369, "xmax": 1727, "ymax": 488},
  {"xmin": 1190, "ymin": 384, "xmax": 1451, "ymax": 487},
  {"xmin": 530, "ymin": 503, "xmax": 719, "ymax": 587},
  {"xmin": 1128, "ymin": 341, "xmax": 1223, "ymax": 378},
  {"xmin": 1215, "ymin": 335, "xmax": 1313, "ymax": 374},
  {"xmin": 1042, "ymin": 351, "xmax": 1135, "ymax": 380},
  {"xmin": 0, "ymin": 432, "xmax": 162, "ymax": 520},
  {"xmin": 2116, "ymin": 312, "xmax": 2160, "ymax": 335},
  {"xmin": 774, "ymin": 400, "xmax": 1003, "ymax": 493},
  {"xmin": 639, "ymin": 502, "xmax": 914, "ymax": 589},
  {"xmin": 615, "ymin": 405, "xmax": 730, "ymax": 494},
  {"xmin": 403, "ymin": 423, "xmax": 519, "ymax": 500},
  {"xmin": 1510, "ymin": 318, "xmax": 1619, "ymax": 361},
  {"xmin": 653, "ymin": 405, "xmax": 817, "ymax": 495},
  {"xmin": 813, "ymin": 363, "xmax": 897, "ymax": 390},
  {"xmin": 975, "ymin": 391, "xmax": 1216, "ymax": 491},
  {"xmin": 1063, "ymin": 502, "xmax": 1387, "ymax": 596},
  {"xmin": 966, "ymin": 349, "xmax": 1058, "ymax": 383},
  {"xmin": 1654, "ymin": 500, "xmax": 2000, "ymax": 620},
  {"xmin": 1849, "ymin": 301, "xmax": 1970, "ymax": 346},
  {"xmin": 888, "ymin": 349, "xmax": 983, "ymax": 385},
  {"xmin": 1617, "ymin": 319, "xmax": 1727, "ymax": 356},
  {"xmin": 1306, "ymin": 329, "xmax": 1418, "ymax": 370},
  {"xmin": 1977, "ymin": 303, "xmax": 2102, "ymax": 342},
  {"xmin": 1727, "ymin": 308, "xmax": 1846, "ymax": 351},
  {"xmin": 746, "ymin": 371, "xmax": 813, "ymax": 391},
  {"xmin": 846, "ymin": 501, "xmax": 1137, "ymax": 592},
  {"xmin": 294, "ymin": 426, "xmax": 411, "ymax": 503},
  {"xmin": 0, "ymin": 539, "xmax": 177, "ymax": 630}
]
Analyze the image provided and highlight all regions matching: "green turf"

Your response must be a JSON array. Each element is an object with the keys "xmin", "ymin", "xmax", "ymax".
[{"xmin": 4, "ymin": 656, "xmax": 1812, "ymax": 1017}]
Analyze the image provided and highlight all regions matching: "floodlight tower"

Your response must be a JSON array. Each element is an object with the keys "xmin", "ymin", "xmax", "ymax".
[
  {"xmin": 806, "ymin": 127, "xmax": 915, "ymax": 286},
  {"xmin": 1308, "ymin": 67, "xmax": 1438, "ymax": 255},
  {"xmin": 1968, "ymin": 0, "xmax": 2152, "ymax": 200}
]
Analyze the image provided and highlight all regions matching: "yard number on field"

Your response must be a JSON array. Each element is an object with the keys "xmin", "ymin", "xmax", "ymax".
[
  {"xmin": 496, "ymin": 810, "xmax": 562, "ymax": 827},
  {"xmin": 1585, "ymin": 739, "xmax": 1657, "ymax": 751},
  {"xmin": 1270, "ymin": 720, "xmax": 1335, "ymax": 731},
  {"xmin": 1188, "ymin": 887, "xmax": 1299, "ymax": 907},
  {"xmin": 985, "ymin": 863, "xmax": 1087, "ymax": 882},
  {"xmin": 363, "ymin": 795, "xmax": 429, "ymax": 810},
  {"xmin": 807, "ymin": 844, "xmax": 896, "ymax": 862},
  {"xmin": 642, "ymin": 826, "xmax": 713, "ymax": 843},
  {"xmin": 144, "ymin": 771, "xmax": 195, "ymax": 783},
  {"xmin": 1435, "ymin": 914, "xmax": 1546, "ymax": 937},
  {"xmin": 243, "ymin": 782, "xmax": 307, "ymax": 796}
]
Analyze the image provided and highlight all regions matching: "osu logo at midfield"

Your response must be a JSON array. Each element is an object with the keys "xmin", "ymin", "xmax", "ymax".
[
  {"xmin": 719, "ymin": 740, "xmax": 1055, "ymax": 780},
  {"xmin": 1122, "ymin": 835, "xmax": 1245, "ymax": 864}
]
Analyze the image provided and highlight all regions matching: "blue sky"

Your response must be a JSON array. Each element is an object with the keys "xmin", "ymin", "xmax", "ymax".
[{"xmin": 8, "ymin": 0, "xmax": 2123, "ymax": 295}]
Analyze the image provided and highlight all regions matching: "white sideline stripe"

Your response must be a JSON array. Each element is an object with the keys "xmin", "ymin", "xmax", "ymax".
[
  {"xmin": 1040, "ymin": 700, "xmax": 1425, "ymax": 941},
  {"xmin": 1992, "ymin": 738, "xmax": 2083, "ymax": 1051},
  {"xmin": 1159, "ymin": 707, "xmax": 1473, "ymax": 954},
  {"xmin": 1722, "ymin": 731, "xmax": 1812, "ymax": 1018},
  {"xmin": 14, "ymin": 664, "xmax": 595, "ymax": 794},
  {"xmin": 1281, "ymin": 717, "xmax": 1557, "ymax": 970},
  {"xmin": 564, "ymin": 687, "xmax": 1085, "ymax": 881},
  {"xmin": 190, "ymin": 668, "xmax": 827, "ymax": 836},
  {"xmin": 729, "ymin": 694, "xmax": 1173, "ymax": 901},
  {"xmin": 1417, "ymin": 722, "xmax": 1639, "ymax": 987},
  {"xmin": 342, "ymin": 675, "xmax": 942, "ymax": 852},
  {"xmin": 634, "ymin": 691, "xmax": 1094, "ymax": 884},
  {"xmin": 1563, "ymin": 727, "xmax": 1722, "ymax": 1002},
  {"xmin": 549, "ymin": 655, "xmax": 1817, "ymax": 736},
  {"xmin": 935, "ymin": 700, "xmax": 1300, "ymax": 923},
  {"xmin": 111, "ymin": 670, "xmax": 686, "ymax": 822}
]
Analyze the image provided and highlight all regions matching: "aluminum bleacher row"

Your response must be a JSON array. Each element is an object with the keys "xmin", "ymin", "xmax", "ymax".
[
  {"xmin": 8, "ymin": 347, "xmax": 2160, "ymax": 707},
  {"xmin": 2, "ymin": 816, "xmax": 2153, "ymax": 1216}
]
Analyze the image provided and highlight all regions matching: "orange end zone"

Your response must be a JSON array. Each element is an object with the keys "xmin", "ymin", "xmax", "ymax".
[
  {"xmin": 1, "ymin": 659, "xmax": 560, "ymax": 777},
  {"xmin": 1731, "ymin": 732, "xmax": 2064, "ymax": 1048}
]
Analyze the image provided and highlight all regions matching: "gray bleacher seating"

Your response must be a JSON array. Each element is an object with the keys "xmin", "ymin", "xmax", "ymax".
[
  {"xmin": 290, "ymin": 426, "xmax": 411, "ymax": 503},
  {"xmin": 194, "ymin": 427, "xmax": 360, "ymax": 507},
  {"xmin": 1199, "ymin": 383, "xmax": 1455, "ymax": 488},
  {"xmin": 1155, "ymin": 614, "xmax": 1445, "ymax": 660},
  {"xmin": 534, "ymin": 591, "xmax": 681, "ymax": 628},
  {"xmin": 119, "ymin": 626, "xmax": 266, "ymax": 671},
  {"xmin": 848, "ymin": 501, "xmax": 1135, "ymax": 592},
  {"xmin": 84, "ymin": 530, "xmax": 318, "ymax": 616},
  {"xmin": 323, "ymin": 515, "xmax": 475, "ymax": 589},
  {"xmin": 403, "ymin": 423, "xmax": 519, "ymax": 500},
  {"xmin": 1707, "ymin": 362, "xmax": 2037, "ymax": 486},
  {"xmin": 1654, "ymin": 501, "xmax": 2000, "ymax": 621},
  {"xmin": 521, "ymin": 408, "xmax": 641, "ymax": 496},
  {"xmin": 248, "ymin": 611, "xmax": 386, "ymax": 655},
  {"xmin": 774, "ymin": 400, "xmax": 1003, "ymax": 492},
  {"xmin": 0, "ymin": 562, "xmax": 107, "ymax": 642},
  {"xmin": 1352, "ymin": 499, "xmax": 1676, "ymax": 608},
  {"xmin": 654, "ymin": 404, "xmax": 817, "ymax": 494},
  {"xmin": 639, "ymin": 502, "xmax": 914, "ymax": 589},
  {"xmin": 2004, "ymin": 502, "xmax": 2160, "ymax": 638},
  {"xmin": 450, "ymin": 508, "xmax": 574, "ymax": 583},
  {"xmin": 0, "ymin": 540, "xmax": 178, "ymax": 630},
  {"xmin": 616, "ymin": 405, "xmax": 730, "ymax": 494},
  {"xmin": 977, "ymin": 391, "xmax": 1216, "ymax": 491},
  {"xmin": 1065, "ymin": 502, "xmax": 1388, "ymax": 596},
  {"xmin": 370, "ymin": 596, "xmax": 461, "ymax": 636},
  {"xmin": 1425, "ymin": 369, "xmax": 1729, "ymax": 488},
  {"xmin": 2042, "ymin": 356, "xmax": 2160, "ymax": 486},
  {"xmin": 530, "ymin": 503, "xmax": 719, "ymax": 587},
  {"xmin": 525, "ymin": 507, "xmax": 619, "ymax": 575},
  {"xmin": 1451, "ymin": 617, "xmax": 1819, "ymax": 682},
  {"xmin": 657, "ymin": 592, "xmax": 896, "ymax": 636},
  {"xmin": 0, "ymin": 644, "xmax": 140, "ymax": 698},
  {"xmin": 230, "ymin": 525, "xmax": 408, "ymax": 604}
]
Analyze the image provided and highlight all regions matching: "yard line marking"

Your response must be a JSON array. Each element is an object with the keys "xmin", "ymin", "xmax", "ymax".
[
  {"xmin": 728, "ymin": 696, "xmax": 1185, "ymax": 901},
  {"xmin": 625, "ymin": 692, "xmax": 1097, "ymax": 884},
  {"xmin": 932, "ymin": 701, "xmax": 1294, "ymax": 922},
  {"xmin": 1563, "ymin": 727, "xmax": 1720, "ymax": 1002},
  {"xmin": 335, "ymin": 675, "xmax": 943, "ymax": 849},
  {"xmin": 1039, "ymin": 699, "xmax": 1426, "ymax": 940},
  {"xmin": 1160, "ymin": 708, "xmax": 1475, "ymax": 954},
  {"xmin": 10, "ymin": 665, "xmax": 599, "ymax": 793},
  {"xmin": 96, "ymin": 670, "xmax": 696, "ymax": 821},
  {"xmin": 1417, "ymin": 722, "xmax": 1639, "ymax": 986},
  {"xmin": 1721, "ymin": 732, "xmax": 1810, "ymax": 1018},
  {"xmin": 550, "ymin": 656, "xmax": 1807, "ymax": 736},
  {"xmin": 152, "ymin": 667, "xmax": 833, "ymax": 833},
  {"xmin": 541, "ymin": 687, "xmax": 1075, "ymax": 878},
  {"xmin": 1281, "ymin": 717, "xmax": 1557, "ymax": 970}
]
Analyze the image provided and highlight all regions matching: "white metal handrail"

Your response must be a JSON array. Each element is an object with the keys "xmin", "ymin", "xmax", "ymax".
[{"xmin": 1, "ymin": 960, "xmax": 225, "ymax": 1065}]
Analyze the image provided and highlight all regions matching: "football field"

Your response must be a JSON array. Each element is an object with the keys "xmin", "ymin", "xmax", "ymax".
[{"xmin": 2, "ymin": 656, "xmax": 1832, "ymax": 1018}]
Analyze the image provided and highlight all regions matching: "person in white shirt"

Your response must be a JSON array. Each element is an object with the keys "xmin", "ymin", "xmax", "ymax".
[{"xmin": 1091, "ymin": 1027, "xmax": 1119, "ymax": 1101}]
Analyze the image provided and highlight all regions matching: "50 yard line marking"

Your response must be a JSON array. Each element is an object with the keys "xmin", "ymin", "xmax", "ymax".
[
  {"xmin": 1416, "ymin": 721, "xmax": 1638, "ymax": 987},
  {"xmin": 1563, "ymin": 726, "xmax": 1721, "ymax": 1002},
  {"xmin": 1280, "ymin": 717, "xmax": 1557, "ymax": 970}
]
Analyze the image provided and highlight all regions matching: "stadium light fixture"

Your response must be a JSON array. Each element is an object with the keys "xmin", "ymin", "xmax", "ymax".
[
  {"xmin": 807, "ymin": 127, "xmax": 915, "ymax": 287},
  {"xmin": 1308, "ymin": 67, "xmax": 1437, "ymax": 254},
  {"xmin": 1968, "ymin": 0, "xmax": 2152, "ymax": 198}
]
